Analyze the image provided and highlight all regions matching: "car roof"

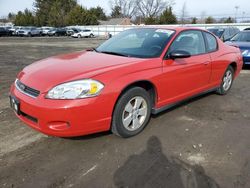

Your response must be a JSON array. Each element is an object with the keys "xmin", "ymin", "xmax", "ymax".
[
  {"xmin": 208, "ymin": 27, "xmax": 238, "ymax": 29},
  {"xmin": 241, "ymin": 30, "xmax": 250, "ymax": 33},
  {"xmin": 132, "ymin": 26, "xmax": 209, "ymax": 33}
]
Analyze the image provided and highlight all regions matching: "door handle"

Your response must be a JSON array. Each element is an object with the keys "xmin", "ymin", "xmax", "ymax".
[{"xmin": 203, "ymin": 61, "xmax": 210, "ymax": 65}]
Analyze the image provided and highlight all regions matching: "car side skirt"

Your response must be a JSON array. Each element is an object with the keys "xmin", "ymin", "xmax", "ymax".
[{"xmin": 151, "ymin": 87, "xmax": 219, "ymax": 114}]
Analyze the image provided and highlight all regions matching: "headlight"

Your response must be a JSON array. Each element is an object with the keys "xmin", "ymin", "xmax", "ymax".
[
  {"xmin": 46, "ymin": 79, "xmax": 104, "ymax": 99},
  {"xmin": 242, "ymin": 50, "xmax": 250, "ymax": 57}
]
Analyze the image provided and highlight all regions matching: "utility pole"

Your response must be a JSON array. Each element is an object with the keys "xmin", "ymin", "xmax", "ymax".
[
  {"xmin": 235, "ymin": 6, "xmax": 239, "ymax": 23},
  {"xmin": 242, "ymin": 11, "xmax": 245, "ymax": 23}
]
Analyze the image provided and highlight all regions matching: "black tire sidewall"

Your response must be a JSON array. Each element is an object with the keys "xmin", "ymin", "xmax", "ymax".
[{"xmin": 112, "ymin": 87, "xmax": 152, "ymax": 138}]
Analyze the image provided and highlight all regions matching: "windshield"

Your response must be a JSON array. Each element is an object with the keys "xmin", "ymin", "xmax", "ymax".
[
  {"xmin": 96, "ymin": 28, "xmax": 175, "ymax": 58},
  {"xmin": 208, "ymin": 28, "xmax": 225, "ymax": 38},
  {"xmin": 231, "ymin": 32, "xmax": 250, "ymax": 42}
]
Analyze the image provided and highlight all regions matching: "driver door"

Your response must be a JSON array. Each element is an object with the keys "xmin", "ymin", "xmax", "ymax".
[{"xmin": 158, "ymin": 30, "xmax": 212, "ymax": 106}]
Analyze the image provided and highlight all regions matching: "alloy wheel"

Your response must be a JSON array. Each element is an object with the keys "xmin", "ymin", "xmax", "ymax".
[
  {"xmin": 122, "ymin": 96, "xmax": 148, "ymax": 131},
  {"xmin": 223, "ymin": 70, "xmax": 233, "ymax": 91}
]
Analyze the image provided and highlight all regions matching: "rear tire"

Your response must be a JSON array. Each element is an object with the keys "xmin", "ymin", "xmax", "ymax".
[
  {"xmin": 216, "ymin": 65, "xmax": 234, "ymax": 95},
  {"xmin": 78, "ymin": 34, "xmax": 81, "ymax": 38},
  {"xmin": 112, "ymin": 87, "xmax": 152, "ymax": 138}
]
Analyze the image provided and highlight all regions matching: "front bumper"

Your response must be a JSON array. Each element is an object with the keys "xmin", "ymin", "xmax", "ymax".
[
  {"xmin": 18, "ymin": 33, "xmax": 29, "ymax": 36},
  {"xmin": 48, "ymin": 33, "xmax": 55, "ymax": 36},
  {"xmin": 71, "ymin": 34, "xmax": 78, "ymax": 38},
  {"xmin": 10, "ymin": 84, "xmax": 112, "ymax": 137}
]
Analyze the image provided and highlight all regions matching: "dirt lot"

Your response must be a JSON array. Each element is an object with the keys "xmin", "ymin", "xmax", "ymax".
[{"xmin": 0, "ymin": 37, "xmax": 250, "ymax": 188}]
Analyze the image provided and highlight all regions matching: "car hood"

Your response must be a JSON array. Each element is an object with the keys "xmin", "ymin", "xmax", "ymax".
[{"xmin": 18, "ymin": 51, "xmax": 144, "ymax": 92}]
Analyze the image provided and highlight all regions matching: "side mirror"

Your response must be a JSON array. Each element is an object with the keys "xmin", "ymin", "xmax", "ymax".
[{"xmin": 168, "ymin": 50, "xmax": 191, "ymax": 59}]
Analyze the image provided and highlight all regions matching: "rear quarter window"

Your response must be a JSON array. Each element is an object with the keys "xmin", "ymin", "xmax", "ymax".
[{"xmin": 204, "ymin": 32, "xmax": 218, "ymax": 52}]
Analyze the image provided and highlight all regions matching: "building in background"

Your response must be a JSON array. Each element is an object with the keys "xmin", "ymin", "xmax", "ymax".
[
  {"xmin": 0, "ymin": 22, "xmax": 13, "ymax": 27},
  {"xmin": 99, "ymin": 18, "xmax": 131, "ymax": 25}
]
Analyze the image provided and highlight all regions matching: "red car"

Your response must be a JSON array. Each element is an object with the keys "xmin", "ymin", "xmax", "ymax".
[{"xmin": 10, "ymin": 27, "xmax": 243, "ymax": 138}]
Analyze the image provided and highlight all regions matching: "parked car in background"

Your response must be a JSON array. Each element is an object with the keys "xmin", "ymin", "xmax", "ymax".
[
  {"xmin": 10, "ymin": 27, "xmax": 243, "ymax": 138},
  {"xmin": 66, "ymin": 28, "xmax": 80, "ymax": 36},
  {"xmin": 244, "ymin": 28, "xmax": 250, "ymax": 31},
  {"xmin": 0, "ymin": 27, "xmax": 8, "ymax": 36},
  {"xmin": 4, "ymin": 27, "xmax": 13, "ymax": 35},
  {"xmin": 207, "ymin": 27, "xmax": 239, "ymax": 42},
  {"xmin": 18, "ymin": 27, "xmax": 41, "ymax": 37},
  {"xmin": 13, "ymin": 26, "xmax": 23, "ymax": 36},
  {"xmin": 71, "ymin": 29, "xmax": 94, "ymax": 38},
  {"xmin": 226, "ymin": 30, "xmax": 250, "ymax": 66},
  {"xmin": 8, "ymin": 27, "xmax": 17, "ymax": 36},
  {"xmin": 35, "ymin": 28, "xmax": 43, "ymax": 36},
  {"xmin": 47, "ymin": 28, "xmax": 67, "ymax": 36},
  {"xmin": 41, "ymin": 27, "xmax": 54, "ymax": 36}
]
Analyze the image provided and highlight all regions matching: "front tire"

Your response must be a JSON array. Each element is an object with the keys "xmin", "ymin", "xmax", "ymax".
[
  {"xmin": 216, "ymin": 65, "xmax": 234, "ymax": 95},
  {"xmin": 112, "ymin": 87, "xmax": 152, "ymax": 138}
]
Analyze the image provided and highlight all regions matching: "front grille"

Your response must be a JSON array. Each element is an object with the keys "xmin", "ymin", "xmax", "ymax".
[{"xmin": 15, "ymin": 79, "xmax": 40, "ymax": 98}]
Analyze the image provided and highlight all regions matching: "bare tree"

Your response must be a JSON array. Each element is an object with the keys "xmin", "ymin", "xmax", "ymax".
[
  {"xmin": 200, "ymin": 11, "xmax": 206, "ymax": 24},
  {"xmin": 109, "ymin": 0, "xmax": 138, "ymax": 18},
  {"xmin": 136, "ymin": 0, "xmax": 174, "ymax": 18},
  {"xmin": 180, "ymin": 2, "xmax": 188, "ymax": 24}
]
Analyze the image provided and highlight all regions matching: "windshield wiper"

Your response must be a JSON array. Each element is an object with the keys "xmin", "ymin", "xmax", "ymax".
[
  {"xmin": 86, "ymin": 48, "xmax": 98, "ymax": 52},
  {"xmin": 99, "ymin": 51, "xmax": 129, "ymax": 57}
]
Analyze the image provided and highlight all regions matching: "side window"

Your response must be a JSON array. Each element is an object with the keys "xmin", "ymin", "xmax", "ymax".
[
  {"xmin": 233, "ymin": 28, "xmax": 239, "ymax": 36},
  {"xmin": 169, "ymin": 30, "xmax": 206, "ymax": 55},
  {"xmin": 204, "ymin": 32, "xmax": 218, "ymax": 52},
  {"xmin": 229, "ymin": 28, "xmax": 236, "ymax": 37},
  {"xmin": 228, "ymin": 28, "xmax": 233, "ymax": 36},
  {"xmin": 223, "ymin": 29, "xmax": 230, "ymax": 40}
]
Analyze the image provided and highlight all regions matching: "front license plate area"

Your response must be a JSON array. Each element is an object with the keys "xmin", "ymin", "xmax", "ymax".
[{"xmin": 10, "ymin": 96, "xmax": 20, "ymax": 115}]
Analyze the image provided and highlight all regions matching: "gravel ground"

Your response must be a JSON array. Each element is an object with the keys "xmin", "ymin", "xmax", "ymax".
[{"xmin": 0, "ymin": 37, "xmax": 249, "ymax": 188}]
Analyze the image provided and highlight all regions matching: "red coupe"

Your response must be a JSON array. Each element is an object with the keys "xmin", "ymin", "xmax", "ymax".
[{"xmin": 10, "ymin": 27, "xmax": 243, "ymax": 138}]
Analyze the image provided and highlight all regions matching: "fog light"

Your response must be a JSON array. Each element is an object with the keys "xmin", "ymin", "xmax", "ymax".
[{"xmin": 47, "ymin": 121, "xmax": 70, "ymax": 131}]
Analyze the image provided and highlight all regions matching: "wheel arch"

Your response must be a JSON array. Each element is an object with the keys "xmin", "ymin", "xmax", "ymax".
[
  {"xmin": 115, "ymin": 80, "xmax": 158, "ymax": 110},
  {"xmin": 229, "ymin": 62, "xmax": 237, "ymax": 74},
  {"xmin": 110, "ymin": 80, "xmax": 158, "ymax": 136}
]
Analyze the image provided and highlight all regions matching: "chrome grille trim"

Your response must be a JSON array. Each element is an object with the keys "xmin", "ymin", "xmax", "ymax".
[{"xmin": 15, "ymin": 79, "xmax": 40, "ymax": 98}]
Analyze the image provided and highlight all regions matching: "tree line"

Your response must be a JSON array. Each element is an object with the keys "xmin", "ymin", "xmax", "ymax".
[
  {"xmin": 12, "ymin": 0, "xmax": 107, "ymax": 26},
  {"xmin": 8, "ymin": 0, "xmax": 235, "ymax": 26}
]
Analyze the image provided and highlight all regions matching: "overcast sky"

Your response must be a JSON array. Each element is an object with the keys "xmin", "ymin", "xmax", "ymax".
[{"xmin": 0, "ymin": 0, "xmax": 249, "ymax": 19}]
